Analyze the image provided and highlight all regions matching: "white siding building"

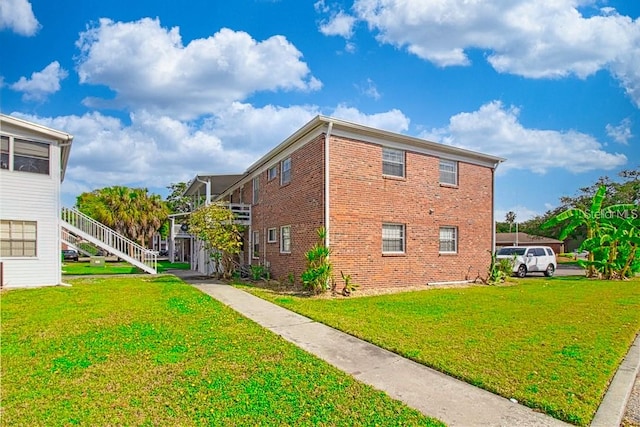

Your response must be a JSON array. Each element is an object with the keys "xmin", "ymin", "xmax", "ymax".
[{"xmin": 0, "ymin": 114, "xmax": 73, "ymax": 288}]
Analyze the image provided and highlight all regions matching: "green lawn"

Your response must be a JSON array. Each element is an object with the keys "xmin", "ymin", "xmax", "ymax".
[
  {"xmin": 62, "ymin": 260, "xmax": 190, "ymax": 275},
  {"xmin": 0, "ymin": 275, "xmax": 442, "ymax": 426},
  {"xmin": 242, "ymin": 277, "xmax": 640, "ymax": 425}
]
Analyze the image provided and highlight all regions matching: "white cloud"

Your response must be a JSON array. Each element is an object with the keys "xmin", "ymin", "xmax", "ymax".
[
  {"xmin": 356, "ymin": 78, "xmax": 381, "ymax": 100},
  {"xmin": 352, "ymin": 0, "xmax": 640, "ymax": 106},
  {"xmin": 422, "ymin": 100, "xmax": 627, "ymax": 174},
  {"xmin": 10, "ymin": 61, "xmax": 68, "ymax": 101},
  {"xmin": 0, "ymin": 0, "xmax": 39, "ymax": 36},
  {"xmin": 332, "ymin": 104, "xmax": 410, "ymax": 132},
  {"xmin": 11, "ymin": 105, "xmax": 408, "ymax": 202},
  {"xmin": 606, "ymin": 118, "xmax": 633, "ymax": 145},
  {"xmin": 75, "ymin": 18, "xmax": 321, "ymax": 119},
  {"xmin": 319, "ymin": 10, "xmax": 357, "ymax": 38}
]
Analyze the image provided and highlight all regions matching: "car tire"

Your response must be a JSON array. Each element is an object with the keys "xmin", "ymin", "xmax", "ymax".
[
  {"xmin": 516, "ymin": 264, "xmax": 527, "ymax": 278},
  {"xmin": 544, "ymin": 264, "xmax": 555, "ymax": 277}
]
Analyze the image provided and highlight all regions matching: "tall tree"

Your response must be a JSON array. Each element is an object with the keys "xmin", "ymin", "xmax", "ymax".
[
  {"xmin": 187, "ymin": 203, "xmax": 244, "ymax": 279},
  {"xmin": 505, "ymin": 211, "xmax": 517, "ymax": 233},
  {"xmin": 76, "ymin": 186, "xmax": 169, "ymax": 247},
  {"xmin": 165, "ymin": 182, "xmax": 191, "ymax": 214}
]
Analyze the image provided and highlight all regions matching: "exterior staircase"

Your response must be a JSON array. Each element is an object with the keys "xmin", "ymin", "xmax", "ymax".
[{"xmin": 60, "ymin": 207, "xmax": 157, "ymax": 274}]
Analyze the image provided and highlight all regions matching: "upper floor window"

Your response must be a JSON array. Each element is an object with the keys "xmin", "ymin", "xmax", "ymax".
[
  {"xmin": 1, "ymin": 136, "xmax": 8, "ymax": 170},
  {"xmin": 382, "ymin": 147, "xmax": 404, "ymax": 178},
  {"xmin": 382, "ymin": 223, "xmax": 405, "ymax": 254},
  {"xmin": 14, "ymin": 139, "xmax": 50, "ymax": 175},
  {"xmin": 0, "ymin": 220, "xmax": 37, "ymax": 257},
  {"xmin": 0, "ymin": 136, "xmax": 50, "ymax": 175},
  {"xmin": 281, "ymin": 157, "xmax": 291, "ymax": 185},
  {"xmin": 252, "ymin": 176, "xmax": 259, "ymax": 204},
  {"xmin": 439, "ymin": 226, "xmax": 458, "ymax": 253},
  {"xmin": 268, "ymin": 165, "xmax": 278, "ymax": 181},
  {"xmin": 439, "ymin": 159, "xmax": 458, "ymax": 186}
]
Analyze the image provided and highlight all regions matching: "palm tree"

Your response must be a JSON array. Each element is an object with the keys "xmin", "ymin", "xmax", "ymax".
[
  {"xmin": 76, "ymin": 186, "xmax": 169, "ymax": 248},
  {"xmin": 505, "ymin": 211, "xmax": 517, "ymax": 233}
]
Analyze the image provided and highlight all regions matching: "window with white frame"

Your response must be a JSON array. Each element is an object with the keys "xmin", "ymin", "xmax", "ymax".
[
  {"xmin": 382, "ymin": 147, "xmax": 405, "ymax": 177},
  {"xmin": 0, "ymin": 220, "xmax": 37, "ymax": 257},
  {"xmin": 252, "ymin": 176, "xmax": 259, "ymax": 204},
  {"xmin": 14, "ymin": 138, "xmax": 50, "ymax": 175},
  {"xmin": 252, "ymin": 230, "xmax": 259, "ymax": 259},
  {"xmin": 281, "ymin": 157, "xmax": 291, "ymax": 185},
  {"xmin": 439, "ymin": 159, "xmax": 458, "ymax": 185},
  {"xmin": 439, "ymin": 226, "xmax": 458, "ymax": 253},
  {"xmin": 268, "ymin": 165, "xmax": 278, "ymax": 181},
  {"xmin": 1, "ymin": 136, "xmax": 9, "ymax": 169},
  {"xmin": 267, "ymin": 228, "xmax": 277, "ymax": 243},
  {"xmin": 382, "ymin": 223, "xmax": 405, "ymax": 253},
  {"xmin": 280, "ymin": 225, "xmax": 291, "ymax": 253}
]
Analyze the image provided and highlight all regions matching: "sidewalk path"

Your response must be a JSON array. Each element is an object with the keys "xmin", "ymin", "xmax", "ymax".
[{"xmin": 173, "ymin": 272, "xmax": 570, "ymax": 427}]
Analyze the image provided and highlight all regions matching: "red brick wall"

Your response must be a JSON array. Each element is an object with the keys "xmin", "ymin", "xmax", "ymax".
[
  {"xmin": 328, "ymin": 135, "xmax": 494, "ymax": 290},
  {"xmin": 249, "ymin": 136, "xmax": 325, "ymax": 283}
]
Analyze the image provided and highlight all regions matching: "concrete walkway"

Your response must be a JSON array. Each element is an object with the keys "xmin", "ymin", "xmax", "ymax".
[{"xmin": 172, "ymin": 272, "xmax": 571, "ymax": 427}]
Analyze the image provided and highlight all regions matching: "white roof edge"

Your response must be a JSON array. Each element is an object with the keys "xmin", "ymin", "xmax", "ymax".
[
  {"xmin": 0, "ymin": 113, "xmax": 73, "ymax": 141},
  {"xmin": 243, "ymin": 115, "xmax": 505, "ymax": 175},
  {"xmin": 1, "ymin": 113, "xmax": 74, "ymax": 181},
  {"xmin": 219, "ymin": 114, "xmax": 506, "ymax": 199}
]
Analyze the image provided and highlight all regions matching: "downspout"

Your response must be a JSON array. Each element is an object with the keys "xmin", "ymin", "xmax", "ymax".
[
  {"xmin": 324, "ymin": 121, "xmax": 333, "ymax": 249},
  {"xmin": 58, "ymin": 136, "xmax": 73, "ymax": 284},
  {"xmin": 491, "ymin": 161, "xmax": 500, "ymax": 254}
]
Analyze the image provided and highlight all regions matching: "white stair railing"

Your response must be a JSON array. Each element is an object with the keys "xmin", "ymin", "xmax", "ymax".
[
  {"xmin": 61, "ymin": 228, "xmax": 94, "ymax": 256},
  {"xmin": 60, "ymin": 207, "xmax": 157, "ymax": 274}
]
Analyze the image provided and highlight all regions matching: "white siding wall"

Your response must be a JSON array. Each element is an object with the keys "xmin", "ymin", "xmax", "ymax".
[{"xmin": 0, "ymin": 138, "xmax": 62, "ymax": 288}]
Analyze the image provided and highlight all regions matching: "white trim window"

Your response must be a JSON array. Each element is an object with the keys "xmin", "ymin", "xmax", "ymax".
[
  {"xmin": 268, "ymin": 165, "xmax": 278, "ymax": 181},
  {"xmin": 0, "ymin": 220, "xmax": 37, "ymax": 257},
  {"xmin": 439, "ymin": 227, "xmax": 458, "ymax": 253},
  {"xmin": 382, "ymin": 147, "xmax": 405, "ymax": 177},
  {"xmin": 280, "ymin": 225, "xmax": 291, "ymax": 253},
  {"xmin": 281, "ymin": 157, "xmax": 291, "ymax": 185},
  {"xmin": 439, "ymin": 159, "xmax": 458, "ymax": 185},
  {"xmin": 382, "ymin": 223, "xmax": 405, "ymax": 254},
  {"xmin": 1, "ymin": 136, "xmax": 9, "ymax": 169},
  {"xmin": 1, "ymin": 136, "xmax": 50, "ymax": 175},
  {"xmin": 267, "ymin": 228, "xmax": 277, "ymax": 243},
  {"xmin": 252, "ymin": 176, "xmax": 259, "ymax": 204},
  {"xmin": 252, "ymin": 230, "xmax": 259, "ymax": 259}
]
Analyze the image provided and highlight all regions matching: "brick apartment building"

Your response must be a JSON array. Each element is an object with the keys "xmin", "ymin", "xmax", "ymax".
[{"xmin": 186, "ymin": 115, "xmax": 504, "ymax": 290}]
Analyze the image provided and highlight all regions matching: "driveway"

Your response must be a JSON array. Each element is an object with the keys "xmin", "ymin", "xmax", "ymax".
[{"xmin": 555, "ymin": 264, "xmax": 586, "ymax": 277}]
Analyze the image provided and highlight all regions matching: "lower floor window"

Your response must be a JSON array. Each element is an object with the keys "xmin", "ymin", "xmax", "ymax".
[
  {"xmin": 280, "ymin": 225, "xmax": 291, "ymax": 253},
  {"xmin": 439, "ymin": 226, "xmax": 458, "ymax": 253},
  {"xmin": 382, "ymin": 223, "xmax": 405, "ymax": 253},
  {"xmin": 252, "ymin": 231, "xmax": 259, "ymax": 259},
  {"xmin": 267, "ymin": 227, "xmax": 277, "ymax": 243},
  {"xmin": 0, "ymin": 220, "xmax": 37, "ymax": 257}
]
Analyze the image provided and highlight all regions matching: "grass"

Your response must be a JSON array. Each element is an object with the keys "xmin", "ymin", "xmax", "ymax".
[
  {"xmin": 242, "ymin": 276, "xmax": 640, "ymax": 425},
  {"xmin": 61, "ymin": 260, "xmax": 190, "ymax": 275},
  {"xmin": 0, "ymin": 275, "xmax": 443, "ymax": 426}
]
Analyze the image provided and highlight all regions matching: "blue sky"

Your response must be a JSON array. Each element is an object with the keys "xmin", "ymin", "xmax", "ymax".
[{"xmin": 1, "ymin": 0, "xmax": 639, "ymax": 221}]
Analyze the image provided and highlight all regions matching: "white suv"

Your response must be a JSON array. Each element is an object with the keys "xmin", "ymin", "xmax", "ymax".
[{"xmin": 496, "ymin": 246, "xmax": 557, "ymax": 278}]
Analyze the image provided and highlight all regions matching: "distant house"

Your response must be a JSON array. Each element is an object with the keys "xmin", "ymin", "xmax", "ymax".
[
  {"xmin": 495, "ymin": 232, "xmax": 564, "ymax": 254},
  {"xmin": 184, "ymin": 116, "xmax": 504, "ymax": 289},
  {"xmin": 0, "ymin": 114, "xmax": 73, "ymax": 288}
]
